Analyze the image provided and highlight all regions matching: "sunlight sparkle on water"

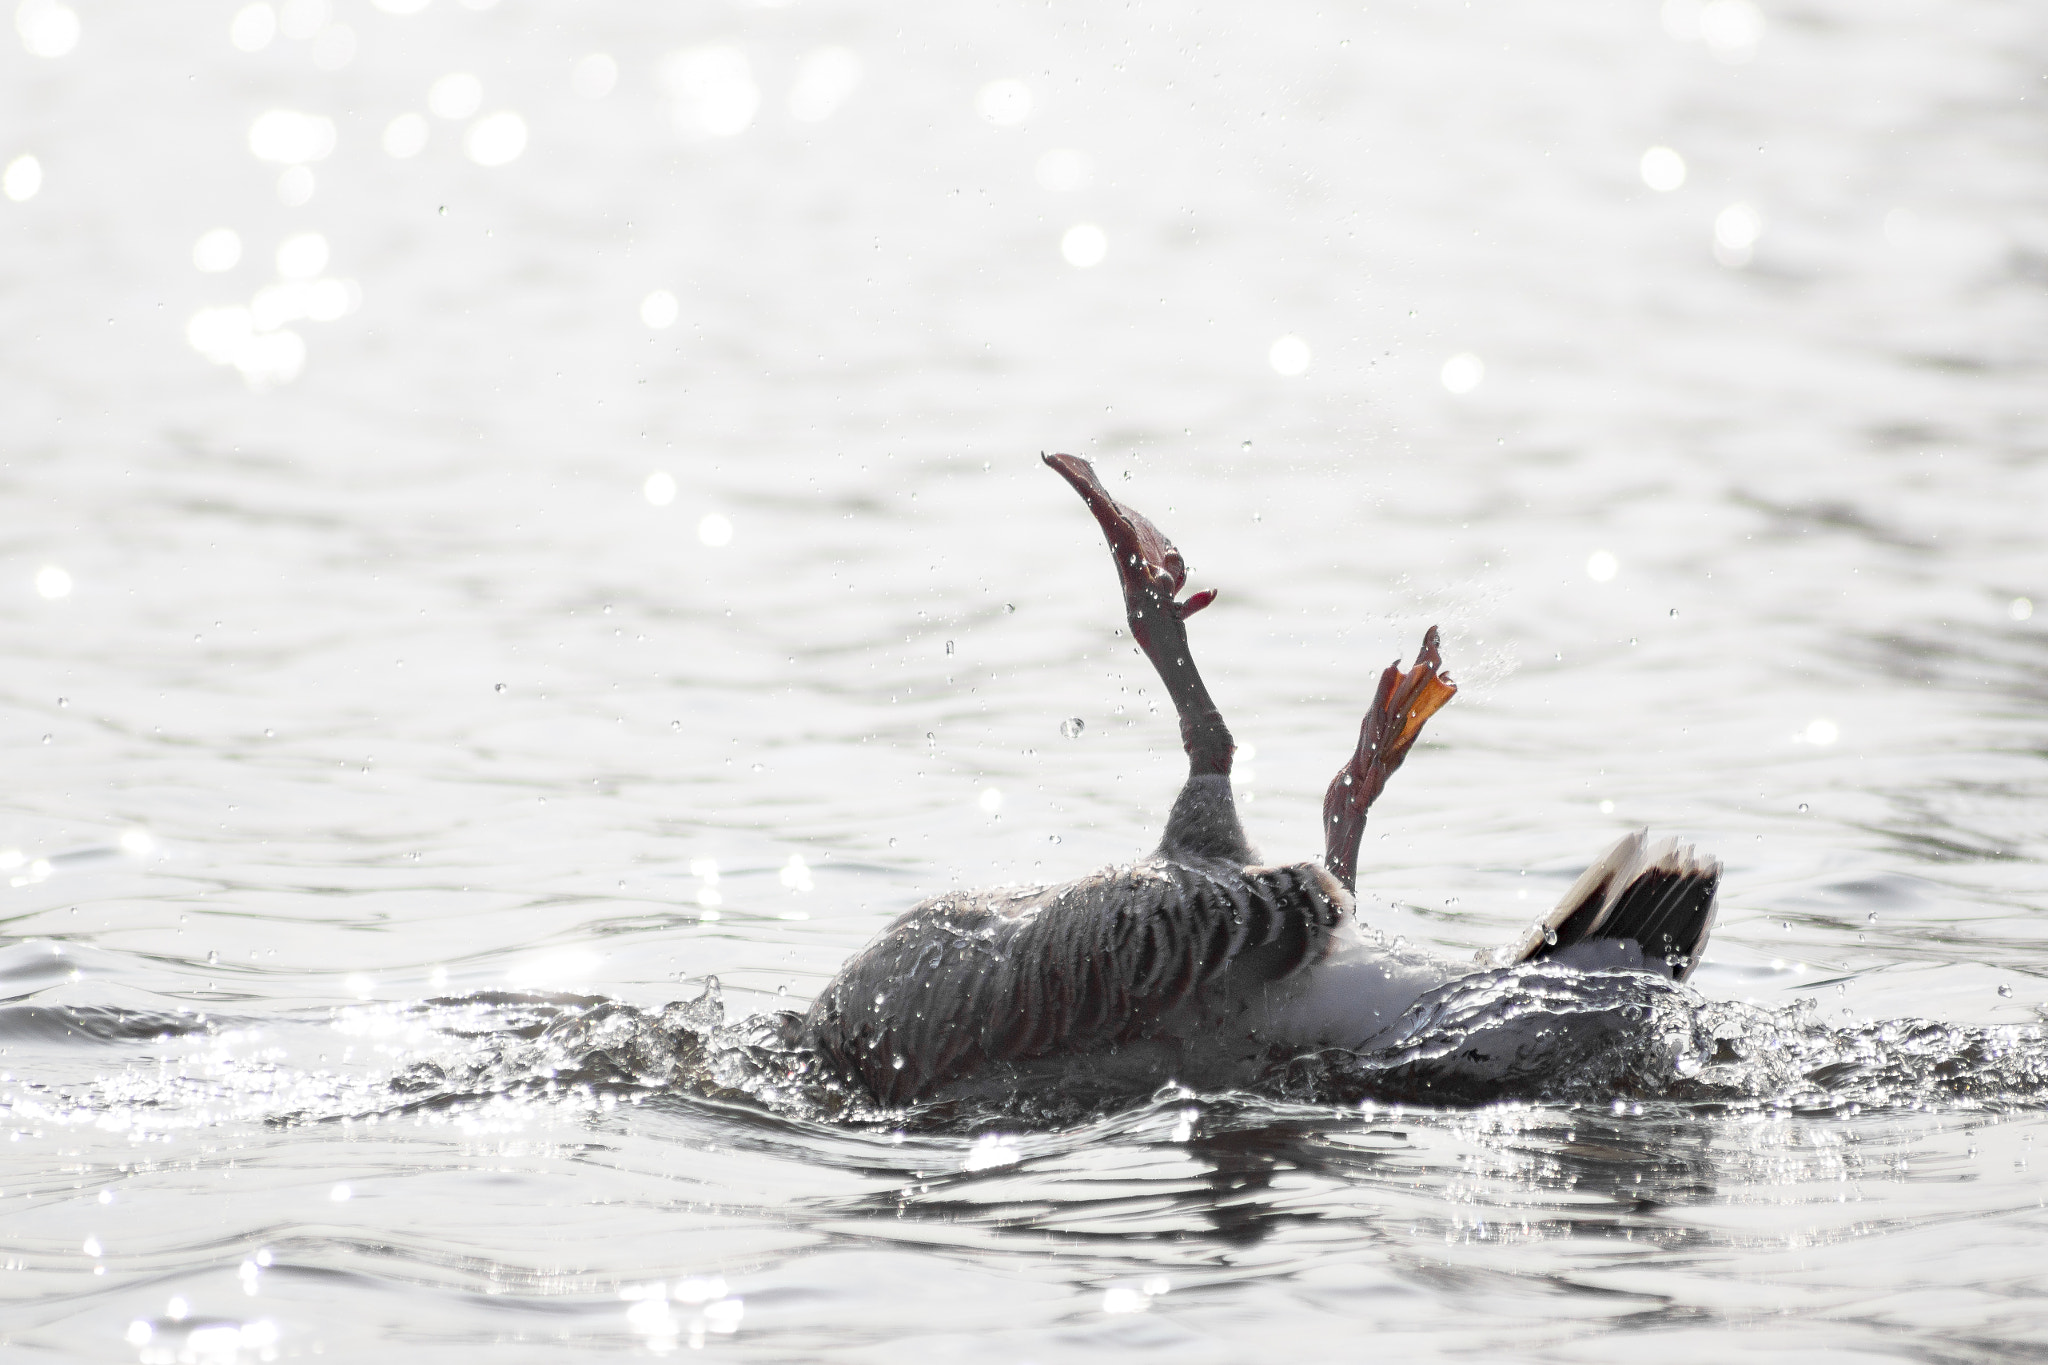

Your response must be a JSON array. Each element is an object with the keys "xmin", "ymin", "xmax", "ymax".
[
  {"xmin": 1440, "ymin": 352, "xmax": 1484, "ymax": 393},
  {"xmin": 193, "ymin": 228, "xmax": 241, "ymax": 272},
  {"xmin": 428, "ymin": 72, "xmax": 481, "ymax": 120},
  {"xmin": 35, "ymin": 565, "xmax": 72, "ymax": 599},
  {"xmin": 788, "ymin": 47, "xmax": 861, "ymax": 123},
  {"xmin": 1060, "ymin": 223, "xmax": 1106, "ymax": 268},
  {"xmin": 1640, "ymin": 146, "xmax": 1686, "ymax": 193},
  {"xmin": 1699, "ymin": 0, "xmax": 1763, "ymax": 59},
  {"xmin": 1715, "ymin": 202, "xmax": 1763, "ymax": 267},
  {"xmin": 464, "ymin": 112, "xmax": 526, "ymax": 166},
  {"xmin": 1801, "ymin": 718, "xmax": 1839, "ymax": 745},
  {"xmin": 276, "ymin": 166, "xmax": 314, "ymax": 206},
  {"xmin": 2013, "ymin": 597, "xmax": 2034, "ymax": 621},
  {"xmin": 1585, "ymin": 550, "xmax": 1618, "ymax": 582},
  {"xmin": 3, "ymin": 154, "xmax": 41, "ymax": 201},
  {"xmin": 643, "ymin": 471, "xmax": 677, "ymax": 506},
  {"xmin": 976, "ymin": 79, "xmax": 1031, "ymax": 126},
  {"xmin": 382, "ymin": 113, "xmax": 428, "ymax": 159},
  {"xmin": 572, "ymin": 53, "xmax": 616, "ymax": 100},
  {"xmin": 664, "ymin": 47, "xmax": 759, "ymax": 138},
  {"xmin": 641, "ymin": 290, "xmax": 679, "ymax": 329},
  {"xmin": 978, "ymin": 787, "xmax": 1003, "ymax": 815},
  {"xmin": 1269, "ymin": 334, "xmax": 1312, "ymax": 376},
  {"xmin": 16, "ymin": 0, "xmax": 79, "ymax": 57},
  {"xmin": 698, "ymin": 513, "xmax": 733, "ymax": 547},
  {"xmin": 229, "ymin": 2, "xmax": 274, "ymax": 50}
]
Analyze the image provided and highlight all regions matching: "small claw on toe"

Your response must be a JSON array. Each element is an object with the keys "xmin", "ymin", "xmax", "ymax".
[{"xmin": 1177, "ymin": 588, "xmax": 1218, "ymax": 619}]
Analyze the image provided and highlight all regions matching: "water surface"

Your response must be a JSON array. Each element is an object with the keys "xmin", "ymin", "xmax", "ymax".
[{"xmin": 4, "ymin": 0, "xmax": 2047, "ymax": 1358}]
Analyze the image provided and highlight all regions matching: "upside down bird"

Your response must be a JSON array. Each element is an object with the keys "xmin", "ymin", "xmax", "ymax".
[{"xmin": 803, "ymin": 454, "xmax": 1721, "ymax": 1110}]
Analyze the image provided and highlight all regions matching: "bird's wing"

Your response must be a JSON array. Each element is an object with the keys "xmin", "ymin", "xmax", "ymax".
[{"xmin": 804, "ymin": 860, "xmax": 1346, "ymax": 1106}]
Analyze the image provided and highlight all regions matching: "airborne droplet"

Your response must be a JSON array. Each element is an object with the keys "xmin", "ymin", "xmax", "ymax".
[{"xmin": 1060, "ymin": 717, "xmax": 1084, "ymax": 739}]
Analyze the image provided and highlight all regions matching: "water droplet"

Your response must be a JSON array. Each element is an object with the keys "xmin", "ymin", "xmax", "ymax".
[
  {"xmin": 1047, "ymin": 834, "xmax": 1062, "ymax": 844},
  {"xmin": 1999, "ymin": 984, "xmax": 2014, "ymax": 998},
  {"xmin": 891, "ymin": 1053, "xmax": 906, "ymax": 1070},
  {"xmin": 1060, "ymin": 717, "xmax": 1084, "ymax": 738},
  {"xmin": 41, "ymin": 734, "xmax": 52, "ymax": 745},
  {"xmin": 1797, "ymin": 803, "xmax": 1808, "ymax": 812},
  {"xmin": 671, "ymin": 719, "xmax": 681, "ymax": 730},
  {"xmin": 1544, "ymin": 927, "xmax": 1559, "ymax": 946},
  {"xmin": 56, "ymin": 697, "xmax": 67, "ymax": 707},
  {"xmin": 944, "ymin": 640, "xmax": 954, "ymax": 654},
  {"xmin": 1003, "ymin": 603, "xmax": 1016, "ymax": 614},
  {"xmin": 494, "ymin": 682, "xmax": 506, "ymax": 693},
  {"xmin": 1669, "ymin": 608, "xmax": 1680, "ymax": 617}
]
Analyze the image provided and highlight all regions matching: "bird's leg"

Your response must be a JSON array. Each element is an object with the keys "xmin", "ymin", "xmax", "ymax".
[
  {"xmin": 1322, "ymin": 627, "xmax": 1457, "ymax": 893},
  {"xmin": 1043, "ymin": 453, "xmax": 1231, "ymax": 776}
]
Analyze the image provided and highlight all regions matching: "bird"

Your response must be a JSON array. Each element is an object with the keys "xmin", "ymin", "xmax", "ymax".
[{"xmin": 802, "ymin": 453, "xmax": 1721, "ymax": 1111}]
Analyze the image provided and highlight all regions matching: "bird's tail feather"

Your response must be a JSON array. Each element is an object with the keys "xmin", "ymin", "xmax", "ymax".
[{"xmin": 1504, "ymin": 831, "xmax": 1720, "ymax": 981}]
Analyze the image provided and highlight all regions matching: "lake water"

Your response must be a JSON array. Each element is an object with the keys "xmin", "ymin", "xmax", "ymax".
[{"xmin": 4, "ymin": 0, "xmax": 2047, "ymax": 1358}]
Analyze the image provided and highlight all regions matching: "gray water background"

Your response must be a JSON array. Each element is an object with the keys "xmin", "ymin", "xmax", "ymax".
[{"xmin": 4, "ymin": 0, "xmax": 2048, "ymax": 1358}]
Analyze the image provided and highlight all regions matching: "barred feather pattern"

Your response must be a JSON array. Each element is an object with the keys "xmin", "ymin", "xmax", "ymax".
[{"xmin": 803, "ymin": 858, "xmax": 1346, "ymax": 1107}]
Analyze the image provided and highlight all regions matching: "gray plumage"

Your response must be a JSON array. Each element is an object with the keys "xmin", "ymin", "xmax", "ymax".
[{"xmin": 801, "ymin": 455, "xmax": 1722, "ymax": 1110}]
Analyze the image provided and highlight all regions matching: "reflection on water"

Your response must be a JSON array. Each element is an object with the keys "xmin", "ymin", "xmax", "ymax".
[{"xmin": 5, "ymin": 0, "xmax": 2048, "ymax": 1357}]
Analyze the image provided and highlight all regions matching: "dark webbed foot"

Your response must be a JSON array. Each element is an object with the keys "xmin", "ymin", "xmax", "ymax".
[
  {"xmin": 1044, "ymin": 453, "xmax": 1229, "ymax": 775},
  {"xmin": 1322, "ymin": 627, "xmax": 1458, "ymax": 892}
]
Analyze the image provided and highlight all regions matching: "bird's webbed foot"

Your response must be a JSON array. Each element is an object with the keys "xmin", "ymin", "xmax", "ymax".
[{"xmin": 1322, "ymin": 627, "xmax": 1458, "ymax": 891}]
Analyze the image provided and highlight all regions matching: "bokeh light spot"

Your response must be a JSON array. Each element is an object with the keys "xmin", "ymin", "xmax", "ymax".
[
  {"xmin": 698, "ymin": 514, "xmax": 733, "ymax": 547},
  {"xmin": 228, "ymin": 3, "xmax": 275, "ymax": 51},
  {"xmin": 1268, "ymin": 334, "xmax": 1311, "ymax": 377},
  {"xmin": 1640, "ymin": 146, "xmax": 1686, "ymax": 192},
  {"xmin": 644, "ymin": 472, "xmax": 676, "ymax": 506},
  {"xmin": 664, "ymin": 46, "xmax": 758, "ymax": 138},
  {"xmin": 193, "ymin": 228, "xmax": 242, "ymax": 272},
  {"xmin": 1440, "ymin": 352, "xmax": 1485, "ymax": 393},
  {"xmin": 1714, "ymin": 202, "xmax": 1762, "ymax": 267},
  {"xmin": 1060, "ymin": 223, "xmax": 1106, "ymax": 268},
  {"xmin": 1585, "ymin": 551, "xmax": 1618, "ymax": 583},
  {"xmin": 464, "ymin": 111, "xmax": 526, "ymax": 166},
  {"xmin": 16, "ymin": 0, "xmax": 80, "ymax": 58},
  {"xmin": 3, "ymin": 154, "xmax": 41, "ymax": 202},
  {"xmin": 35, "ymin": 565, "xmax": 72, "ymax": 599},
  {"xmin": 640, "ymin": 290, "xmax": 679, "ymax": 329}
]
